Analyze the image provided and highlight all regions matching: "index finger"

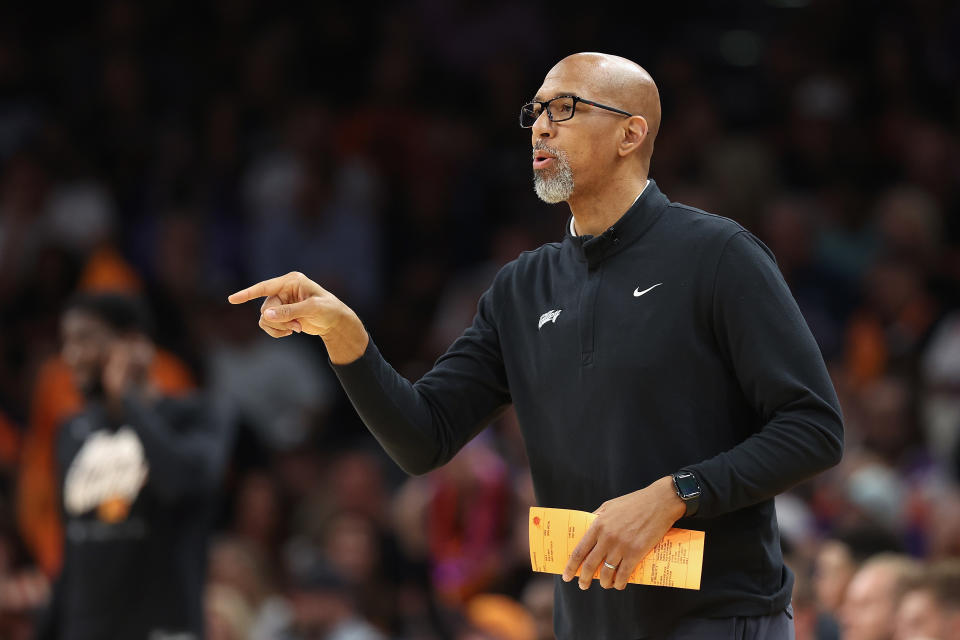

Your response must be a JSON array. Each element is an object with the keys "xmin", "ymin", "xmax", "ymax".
[
  {"xmin": 562, "ymin": 522, "xmax": 599, "ymax": 582},
  {"xmin": 228, "ymin": 276, "xmax": 285, "ymax": 304}
]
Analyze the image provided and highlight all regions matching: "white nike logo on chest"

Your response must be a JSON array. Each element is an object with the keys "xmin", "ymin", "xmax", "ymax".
[{"xmin": 633, "ymin": 283, "xmax": 663, "ymax": 297}]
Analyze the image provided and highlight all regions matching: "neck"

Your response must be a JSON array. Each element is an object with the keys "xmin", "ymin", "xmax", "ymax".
[{"xmin": 569, "ymin": 174, "xmax": 649, "ymax": 237}]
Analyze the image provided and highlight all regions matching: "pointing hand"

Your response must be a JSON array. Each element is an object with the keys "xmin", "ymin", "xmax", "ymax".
[
  {"xmin": 228, "ymin": 271, "xmax": 369, "ymax": 364},
  {"xmin": 228, "ymin": 271, "xmax": 345, "ymax": 337}
]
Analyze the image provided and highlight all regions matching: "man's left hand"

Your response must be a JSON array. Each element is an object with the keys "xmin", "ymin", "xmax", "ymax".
[
  {"xmin": 562, "ymin": 475, "xmax": 687, "ymax": 590},
  {"xmin": 102, "ymin": 336, "xmax": 156, "ymax": 404}
]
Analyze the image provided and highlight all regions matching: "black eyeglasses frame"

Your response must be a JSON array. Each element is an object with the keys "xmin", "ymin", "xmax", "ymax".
[{"xmin": 519, "ymin": 95, "xmax": 634, "ymax": 128}]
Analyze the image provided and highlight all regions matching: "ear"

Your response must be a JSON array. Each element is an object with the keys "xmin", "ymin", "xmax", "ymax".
[{"xmin": 617, "ymin": 115, "xmax": 648, "ymax": 157}]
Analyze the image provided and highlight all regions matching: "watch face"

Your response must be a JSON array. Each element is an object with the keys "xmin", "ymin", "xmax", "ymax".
[{"xmin": 675, "ymin": 473, "xmax": 702, "ymax": 499}]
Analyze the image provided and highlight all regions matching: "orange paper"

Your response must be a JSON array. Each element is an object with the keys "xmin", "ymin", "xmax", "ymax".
[{"xmin": 529, "ymin": 506, "xmax": 705, "ymax": 590}]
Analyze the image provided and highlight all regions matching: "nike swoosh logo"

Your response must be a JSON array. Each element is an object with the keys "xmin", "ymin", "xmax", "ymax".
[{"xmin": 633, "ymin": 283, "xmax": 663, "ymax": 297}]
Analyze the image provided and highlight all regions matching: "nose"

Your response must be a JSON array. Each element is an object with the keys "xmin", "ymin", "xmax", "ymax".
[{"xmin": 531, "ymin": 109, "xmax": 553, "ymax": 142}]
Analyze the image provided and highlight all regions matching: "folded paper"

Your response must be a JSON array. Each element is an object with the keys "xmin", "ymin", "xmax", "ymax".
[{"xmin": 529, "ymin": 506, "xmax": 704, "ymax": 590}]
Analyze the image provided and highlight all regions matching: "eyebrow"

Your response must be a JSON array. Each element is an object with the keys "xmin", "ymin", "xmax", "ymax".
[{"xmin": 530, "ymin": 92, "xmax": 577, "ymax": 102}]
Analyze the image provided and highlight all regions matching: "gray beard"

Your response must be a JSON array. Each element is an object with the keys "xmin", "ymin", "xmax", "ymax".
[{"xmin": 533, "ymin": 153, "xmax": 574, "ymax": 203}]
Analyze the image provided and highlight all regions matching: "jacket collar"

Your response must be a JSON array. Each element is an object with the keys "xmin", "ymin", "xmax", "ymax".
[{"xmin": 564, "ymin": 179, "xmax": 670, "ymax": 267}]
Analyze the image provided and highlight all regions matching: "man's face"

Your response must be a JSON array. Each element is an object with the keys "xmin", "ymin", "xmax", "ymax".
[
  {"xmin": 289, "ymin": 590, "xmax": 343, "ymax": 640},
  {"xmin": 814, "ymin": 541, "xmax": 856, "ymax": 613},
  {"xmin": 895, "ymin": 589, "xmax": 944, "ymax": 640},
  {"xmin": 61, "ymin": 309, "xmax": 113, "ymax": 396},
  {"xmin": 841, "ymin": 564, "xmax": 899, "ymax": 640},
  {"xmin": 529, "ymin": 62, "xmax": 627, "ymax": 205}
]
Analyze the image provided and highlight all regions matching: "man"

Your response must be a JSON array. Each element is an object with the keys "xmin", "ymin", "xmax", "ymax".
[
  {"xmin": 841, "ymin": 554, "xmax": 919, "ymax": 640},
  {"xmin": 894, "ymin": 560, "xmax": 960, "ymax": 640},
  {"xmin": 280, "ymin": 558, "xmax": 386, "ymax": 640},
  {"xmin": 811, "ymin": 538, "xmax": 857, "ymax": 640},
  {"xmin": 38, "ymin": 293, "xmax": 232, "ymax": 640},
  {"xmin": 229, "ymin": 52, "xmax": 843, "ymax": 639}
]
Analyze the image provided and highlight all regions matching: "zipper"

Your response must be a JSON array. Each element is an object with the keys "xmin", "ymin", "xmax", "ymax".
[{"xmin": 578, "ymin": 263, "xmax": 603, "ymax": 366}]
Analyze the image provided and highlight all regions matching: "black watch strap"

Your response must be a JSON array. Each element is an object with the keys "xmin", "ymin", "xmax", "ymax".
[{"xmin": 672, "ymin": 470, "xmax": 702, "ymax": 518}]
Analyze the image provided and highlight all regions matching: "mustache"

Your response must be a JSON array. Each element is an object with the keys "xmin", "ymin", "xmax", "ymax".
[{"xmin": 532, "ymin": 140, "xmax": 564, "ymax": 157}]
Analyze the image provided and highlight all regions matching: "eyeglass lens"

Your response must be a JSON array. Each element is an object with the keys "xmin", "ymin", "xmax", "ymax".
[{"xmin": 520, "ymin": 97, "xmax": 576, "ymax": 127}]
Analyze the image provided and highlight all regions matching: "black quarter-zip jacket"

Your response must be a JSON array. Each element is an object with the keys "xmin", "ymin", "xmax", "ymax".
[{"xmin": 333, "ymin": 180, "xmax": 843, "ymax": 639}]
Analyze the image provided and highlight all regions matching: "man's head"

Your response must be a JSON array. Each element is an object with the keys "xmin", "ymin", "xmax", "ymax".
[
  {"xmin": 60, "ymin": 293, "xmax": 154, "ymax": 397},
  {"xmin": 841, "ymin": 554, "xmax": 921, "ymax": 640},
  {"xmin": 286, "ymin": 558, "xmax": 357, "ymax": 639},
  {"xmin": 814, "ymin": 539, "xmax": 857, "ymax": 614},
  {"xmin": 894, "ymin": 560, "xmax": 960, "ymax": 640},
  {"xmin": 527, "ymin": 52, "xmax": 661, "ymax": 205}
]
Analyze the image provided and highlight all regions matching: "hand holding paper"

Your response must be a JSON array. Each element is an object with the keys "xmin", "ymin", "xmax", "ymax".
[{"xmin": 529, "ymin": 507, "xmax": 704, "ymax": 590}]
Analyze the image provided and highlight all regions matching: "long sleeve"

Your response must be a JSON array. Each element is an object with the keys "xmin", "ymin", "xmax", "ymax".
[
  {"xmin": 686, "ymin": 231, "xmax": 844, "ymax": 519},
  {"xmin": 332, "ymin": 282, "xmax": 512, "ymax": 476},
  {"xmin": 33, "ymin": 572, "xmax": 63, "ymax": 640},
  {"xmin": 123, "ymin": 394, "xmax": 233, "ymax": 502}
]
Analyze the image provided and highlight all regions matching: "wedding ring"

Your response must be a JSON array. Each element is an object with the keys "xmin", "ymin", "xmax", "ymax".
[{"xmin": 603, "ymin": 561, "xmax": 618, "ymax": 570}]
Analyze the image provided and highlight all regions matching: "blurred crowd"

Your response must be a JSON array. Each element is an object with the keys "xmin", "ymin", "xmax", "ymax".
[{"xmin": 0, "ymin": 0, "xmax": 959, "ymax": 639}]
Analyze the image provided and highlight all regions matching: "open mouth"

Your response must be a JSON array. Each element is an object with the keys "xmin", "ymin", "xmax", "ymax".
[{"xmin": 533, "ymin": 150, "xmax": 557, "ymax": 170}]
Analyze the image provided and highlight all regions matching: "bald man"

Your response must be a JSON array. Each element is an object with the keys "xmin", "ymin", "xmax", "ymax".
[
  {"xmin": 894, "ymin": 560, "xmax": 960, "ymax": 640},
  {"xmin": 229, "ymin": 53, "xmax": 843, "ymax": 639},
  {"xmin": 842, "ymin": 554, "xmax": 919, "ymax": 640}
]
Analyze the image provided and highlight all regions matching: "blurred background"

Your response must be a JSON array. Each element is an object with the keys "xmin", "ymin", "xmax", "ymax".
[{"xmin": 0, "ymin": 0, "xmax": 959, "ymax": 639}]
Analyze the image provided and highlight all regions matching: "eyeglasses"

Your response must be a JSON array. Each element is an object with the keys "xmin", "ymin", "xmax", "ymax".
[{"xmin": 519, "ymin": 95, "xmax": 633, "ymax": 128}]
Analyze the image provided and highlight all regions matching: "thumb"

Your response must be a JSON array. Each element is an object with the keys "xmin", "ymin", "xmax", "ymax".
[{"xmin": 264, "ymin": 298, "xmax": 316, "ymax": 321}]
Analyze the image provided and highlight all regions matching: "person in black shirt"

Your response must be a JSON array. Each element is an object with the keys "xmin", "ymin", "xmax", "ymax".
[
  {"xmin": 229, "ymin": 53, "xmax": 842, "ymax": 639},
  {"xmin": 38, "ymin": 293, "xmax": 231, "ymax": 640}
]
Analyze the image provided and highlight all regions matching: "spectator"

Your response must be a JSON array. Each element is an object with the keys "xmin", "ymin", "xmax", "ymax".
[
  {"xmin": 520, "ymin": 577, "xmax": 554, "ymax": 640},
  {"xmin": 36, "ymin": 293, "xmax": 232, "ymax": 639},
  {"xmin": 812, "ymin": 539, "xmax": 857, "ymax": 640},
  {"xmin": 281, "ymin": 558, "xmax": 386, "ymax": 640},
  {"xmin": 841, "ymin": 554, "xmax": 921, "ymax": 640},
  {"xmin": 894, "ymin": 560, "xmax": 960, "ymax": 640},
  {"xmin": 461, "ymin": 593, "xmax": 535, "ymax": 640}
]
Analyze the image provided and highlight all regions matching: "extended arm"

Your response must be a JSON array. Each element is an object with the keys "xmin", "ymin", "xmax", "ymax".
[{"xmin": 229, "ymin": 271, "xmax": 512, "ymax": 476}]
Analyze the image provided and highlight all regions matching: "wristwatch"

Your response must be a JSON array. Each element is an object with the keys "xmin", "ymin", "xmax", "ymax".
[{"xmin": 671, "ymin": 470, "xmax": 701, "ymax": 518}]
